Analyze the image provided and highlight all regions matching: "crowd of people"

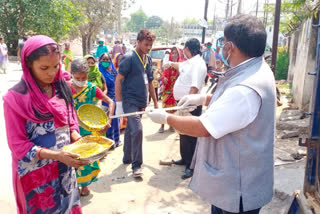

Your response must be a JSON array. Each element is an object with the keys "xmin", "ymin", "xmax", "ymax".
[{"xmin": 3, "ymin": 14, "xmax": 275, "ymax": 214}]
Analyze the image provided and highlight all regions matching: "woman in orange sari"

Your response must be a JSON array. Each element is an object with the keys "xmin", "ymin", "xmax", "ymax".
[{"xmin": 158, "ymin": 47, "xmax": 181, "ymax": 133}]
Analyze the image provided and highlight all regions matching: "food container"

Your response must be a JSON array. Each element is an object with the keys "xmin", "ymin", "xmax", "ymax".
[
  {"xmin": 77, "ymin": 104, "xmax": 109, "ymax": 132},
  {"xmin": 63, "ymin": 135, "xmax": 114, "ymax": 161}
]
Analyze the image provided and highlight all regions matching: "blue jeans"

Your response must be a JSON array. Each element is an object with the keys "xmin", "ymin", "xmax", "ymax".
[{"xmin": 211, "ymin": 198, "xmax": 261, "ymax": 214}]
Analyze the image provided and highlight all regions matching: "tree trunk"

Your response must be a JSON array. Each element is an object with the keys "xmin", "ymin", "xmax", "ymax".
[
  {"xmin": 18, "ymin": 0, "xmax": 24, "ymax": 36},
  {"xmin": 82, "ymin": 34, "xmax": 87, "ymax": 56},
  {"xmin": 87, "ymin": 33, "xmax": 92, "ymax": 55}
]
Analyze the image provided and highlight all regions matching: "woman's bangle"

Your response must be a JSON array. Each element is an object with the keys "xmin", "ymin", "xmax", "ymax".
[
  {"xmin": 37, "ymin": 148, "xmax": 45, "ymax": 160},
  {"xmin": 74, "ymin": 136, "xmax": 82, "ymax": 142}
]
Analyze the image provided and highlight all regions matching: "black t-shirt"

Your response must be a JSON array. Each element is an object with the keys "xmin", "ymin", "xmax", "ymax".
[{"xmin": 119, "ymin": 50, "xmax": 153, "ymax": 108}]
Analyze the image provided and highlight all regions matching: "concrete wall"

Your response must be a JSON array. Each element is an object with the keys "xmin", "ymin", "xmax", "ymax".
[{"xmin": 287, "ymin": 17, "xmax": 317, "ymax": 110}]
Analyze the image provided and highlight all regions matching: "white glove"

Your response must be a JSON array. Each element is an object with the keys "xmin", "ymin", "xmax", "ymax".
[
  {"xmin": 177, "ymin": 94, "xmax": 207, "ymax": 108},
  {"xmin": 116, "ymin": 101, "xmax": 124, "ymax": 115},
  {"xmin": 147, "ymin": 109, "xmax": 168, "ymax": 124}
]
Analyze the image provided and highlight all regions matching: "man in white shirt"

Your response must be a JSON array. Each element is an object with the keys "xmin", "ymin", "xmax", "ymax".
[
  {"xmin": 148, "ymin": 14, "xmax": 275, "ymax": 214},
  {"xmin": 170, "ymin": 38, "xmax": 207, "ymax": 179}
]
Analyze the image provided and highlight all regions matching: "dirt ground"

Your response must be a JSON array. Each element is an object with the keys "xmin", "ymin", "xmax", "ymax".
[{"xmin": 80, "ymin": 112, "xmax": 210, "ymax": 214}]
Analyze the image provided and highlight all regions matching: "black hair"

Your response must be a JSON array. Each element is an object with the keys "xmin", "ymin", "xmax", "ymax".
[
  {"xmin": 99, "ymin": 53, "xmax": 111, "ymax": 62},
  {"xmin": 27, "ymin": 44, "xmax": 75, "ymax": 121},
  {"xmin": 224, "ymin": 14, "xmax": 267, "ymax": 57},
  {"xmin": 185, "ymin": 38, "xmax": 201, "ymax": 56},
  {"xmin": 71, "ymin": 58, "xmax": 89, "ymax": 73},
  {"xmin": 137, "ymin": 29, "xmax": 156, "ymax": 42},
  {"xmin": 0, "ymin": 37, "xmax": 3, "ymax": 40},
  {"xmin": 22, "ymin": 36, "xmax": 28, "ymax": 41}
]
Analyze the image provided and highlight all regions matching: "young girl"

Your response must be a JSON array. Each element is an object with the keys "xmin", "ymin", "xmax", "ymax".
[
  {"xmin": 69, "ymin": 58, "xmax": 115, "ymax": 196},
  {"xmin": 3, "ymin": 35, "xmax": 88, "ymax": 213}
]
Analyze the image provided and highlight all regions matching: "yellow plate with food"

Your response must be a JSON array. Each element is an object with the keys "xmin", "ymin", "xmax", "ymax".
[
  {"xmin": 77, "ymin": 104, "xmax": 109, "ymax": 131},
  {"xmin": 62, "ymin": 135, "xmax": 114, "ymax": 161}
]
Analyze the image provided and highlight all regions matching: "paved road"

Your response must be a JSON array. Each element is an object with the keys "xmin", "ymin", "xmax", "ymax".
[
  {"xmin": 0, "ymin": 62, "xmax": 22, "ymax": 213},
  {"xmin": 0, "ymin": 62, "xmax": 307, "ymax": 213}
]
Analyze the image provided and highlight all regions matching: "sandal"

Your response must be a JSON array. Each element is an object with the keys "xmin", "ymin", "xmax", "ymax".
[{"xmin": 80, "ymin": 186, "xmax": 90, "ymax": 196}]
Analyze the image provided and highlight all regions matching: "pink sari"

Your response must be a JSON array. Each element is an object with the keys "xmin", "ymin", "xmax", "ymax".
[{"xmin": 3, "ymin": 35, "xmax": 81, "ymax": 214}]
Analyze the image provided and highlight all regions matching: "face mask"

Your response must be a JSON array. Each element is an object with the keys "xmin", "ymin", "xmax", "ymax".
[
  {"xmin": 101, "ymin": 61, "xmax": 110, "ymax": 68},
  {"xmin": 221, "ymin": 42, "xmax": 231, "ymax": 67},
  {"xmin": 152, "ymin": 65, "xmax": 157, "ymax": 70},
  {"xmin": 207, "ymin": 45, "xmax": 211, "ymax": 49},
  {"xmin": 72, "ymin": 77, "xmax": 87, "ymax": 87}
]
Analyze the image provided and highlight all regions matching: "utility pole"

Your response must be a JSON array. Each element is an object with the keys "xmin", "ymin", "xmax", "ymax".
[
  {"xmin": 202, "ymin": 0, "xmax": 209, "ymax": 44},
  {"xmin": 264, "ymin": 0, "xmax": 269, "ymax": 26},
  {"xmin": 256, "ymin": 0, "xmax": 259, "ymax": 17},
  {"xmin": 226, "ymin": 0, "xmax": 230, "ymax": 19},
  {"xmin": 271, "ymin": 0, "xmax": 281, "ymax": 74},
  {"xmin": 213, "ymin": 3, "xmax": 216, "ymax": 33},
  {"xmin": 237, "ymin": 0, "xmax": 242, "ymax": 14},
  {"xmin": 230, "ymin": 0, "xmax": 233, "ymax": 17}
]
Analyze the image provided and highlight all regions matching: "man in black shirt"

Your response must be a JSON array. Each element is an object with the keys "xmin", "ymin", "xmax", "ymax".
[{"xmin": 115, "ymin": 29, "xmax": 158, "ymax": 178}]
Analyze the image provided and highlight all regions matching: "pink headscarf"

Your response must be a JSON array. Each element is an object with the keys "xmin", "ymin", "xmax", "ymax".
[{"xmin": 3, "ymin": 35, "xmax": 74, "ymax": 126}]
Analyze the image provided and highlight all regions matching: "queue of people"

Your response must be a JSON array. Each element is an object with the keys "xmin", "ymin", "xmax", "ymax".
[{"xmin": 3, "ymin": 14, "xmax": 275, "ymax": 214}]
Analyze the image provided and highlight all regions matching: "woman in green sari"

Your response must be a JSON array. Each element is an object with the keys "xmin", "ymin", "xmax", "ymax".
[
  {"xmin": 68, "ymin": 58, "xmax": 115, "ymax": 196},
  {"xmin": 84, "ymin": 54, "xmax": 107, "ymax": 94}
]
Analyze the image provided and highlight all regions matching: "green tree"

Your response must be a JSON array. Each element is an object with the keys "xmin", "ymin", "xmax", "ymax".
[
  {"xmin": 125, "ymin": 9, "xmax": 148, "ymax": 32},
  {"xmin": 275, "ymin": 48, "xmax": 289, "ymax": 80},
  {"xmin": 264, "ymin": 0, "xmax": 315, "ymax": 35},
  {"xmin": 151, "ymin": 20, "xmax": 182, "ymax": 44},
  {"xmin": 182, "ymin": 18, "xmax": 198, "ymax": 25},
  {"xmin": 146, "ymin": 16, "xmax": 163, "ymax": 29},
  {"xmin": 0, "ymin": 0, "xmax": 83, "ymax": 55}
]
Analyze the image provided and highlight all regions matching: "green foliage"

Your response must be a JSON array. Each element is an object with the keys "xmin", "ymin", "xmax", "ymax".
[
  {"xmin": 125, "ymin": 9, "xmax": 148, "ymax": 32},
  {"xmin": 0, "ymin": 0, "xmax": 83, "ymax": 55},
  {"xmin": 275, "ymin": 49, "xmax": 289, "ymax": 80},
  {"xmin": 182, "ymin": 18, "xmax": 198, "ymax": 25},
  {"xmin": 29, "ymin": 0, "xmax": 83, "ymax": 41},
  {"xmin": 146, "ymin": 16, "xmax": 163, "ymax": 29},
  {"xmin": 150, "ymin": 21, "xmax": 182, "ymax": 44},
  {"xmin": 264, "ymin": 0, "xmax": 315, "ymax": 35}
]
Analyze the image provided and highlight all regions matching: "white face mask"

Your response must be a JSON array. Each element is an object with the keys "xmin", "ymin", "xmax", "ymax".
[{"xmin": 72, "ymin": 77, "xmax": 87, "ymax": 87}]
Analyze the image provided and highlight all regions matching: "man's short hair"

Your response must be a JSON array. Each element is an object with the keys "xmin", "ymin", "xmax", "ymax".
[
  {"xmin": 0, "ymin": 37, "xmax": 3, "ymax": 41},
  {"xmin": 224, "ymin": 14, "xmax": 267, "ymax": 57},
  {"xmin": 185, "ymin": 38, "xmax": 201, "ymax": 56},
  {"xmin": 137, "ymin": 29, "xmax": 156, "ymax": 42}
]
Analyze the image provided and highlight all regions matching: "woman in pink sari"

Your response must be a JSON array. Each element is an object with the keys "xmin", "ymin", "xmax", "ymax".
[{"xmin": 3, "ymin": 35, "xmax": 89, "ymax": 214}]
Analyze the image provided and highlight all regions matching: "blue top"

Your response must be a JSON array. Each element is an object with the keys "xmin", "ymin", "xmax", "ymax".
[
  {"xmin": 98, "ymin": 61, "xmax": 117, "ymax": 99},
  {"xmin": 95, "ymin": 45, "xmax": 108, "ymax": 58},
  {"xmin": 118, "ymin": 50, "xmax": 153, "ymax": 108}
]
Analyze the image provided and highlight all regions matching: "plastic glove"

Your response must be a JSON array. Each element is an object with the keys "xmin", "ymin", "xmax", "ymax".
[
  {"xmin": 177, "ymin": 94, "xmax": 207, "ymax": 108},
  {"xmin": 116, "ymin": 101, "xmax": 124, "ymax": 115},
  {"xmin": 147, "ymin": 109, "xmax": 168, "ymax": 124}
]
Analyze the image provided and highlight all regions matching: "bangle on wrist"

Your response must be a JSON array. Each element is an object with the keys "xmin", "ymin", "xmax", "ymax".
[
  {"xmin": 74, "ymin": 136, "xmax": 82, "ymax": 142},
  {"xmin": 37, "ymin": 148, "xmax": 45, "ymax": 160}
]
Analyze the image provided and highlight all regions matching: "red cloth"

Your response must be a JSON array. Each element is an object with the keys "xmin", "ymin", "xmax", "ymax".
[
  {"xmin": 95, "ymin": 87, "xmax": 104, "ymax": 99},
  {"xmin": 162, "ymin": 51, "xmax": 181, "ymax": 107}
]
